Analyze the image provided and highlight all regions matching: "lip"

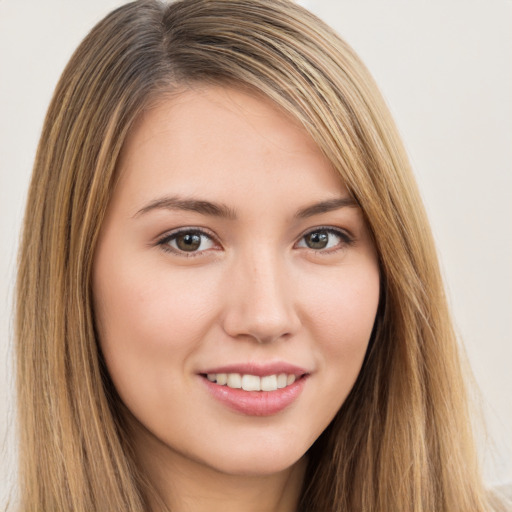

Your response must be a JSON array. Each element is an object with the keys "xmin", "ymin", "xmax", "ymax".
[
  {"xmin": 199, "ymin": 362, "xmax": 308, "ymax": 377},
  {"xmin": 201, "ymin": 374, "xmax": 308, "ymax": 416},
  {"xmin": 198, "ymin": 362, "xmax": 310, "ymax": 416}
]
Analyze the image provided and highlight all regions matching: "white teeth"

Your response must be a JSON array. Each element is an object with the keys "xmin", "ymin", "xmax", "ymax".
[
  {"xmin": 206, "ymin": 372, "xmax": 300, "ymax": 391},
  {"xmin": 216, "ymin": 373, "xmax": 227, "ymax": 385},
  {"xmin": 276, "ymin": 373, "xmax": 287, "ymax": 389},
  {"xmin": 227, "ymin": 373, "xmax": 242, "ymax": 389},
  {"xmin": 261, "ymin": 375, "xmax": 278, "ymax": 391},
  {"xmin": 242, "ymin": 374, "xmax": 261, "ymax": 391}
]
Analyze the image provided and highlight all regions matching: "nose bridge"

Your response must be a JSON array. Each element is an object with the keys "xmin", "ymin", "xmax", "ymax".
[{"xmin": 222, "ymin": 247, "xmax": 299, "ymax": 343}]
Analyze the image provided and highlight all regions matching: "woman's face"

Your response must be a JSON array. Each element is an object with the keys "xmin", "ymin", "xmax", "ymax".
[{"xmin": 93, "ymin": 86, "xmax": 380, "ymax": 477}]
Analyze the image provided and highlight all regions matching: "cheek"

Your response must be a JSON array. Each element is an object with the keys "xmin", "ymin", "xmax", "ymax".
[
  {"xmin": 302, "ymin": 261, "xmax": 380, "ymax": 382},
  {"xmin": 92, "ymin": 250, "xmax": 221, "ymax": 395},
  {"xmin": 95, "ymin": 254, "xmax": 216, "ymax": 338},
  {"xmin": 308, "ymin": 265, "xmax": 379, "ymax": 340},
  {"xmin": 286, "ymin": 261, "xmax": 380, "ymax": 448}
]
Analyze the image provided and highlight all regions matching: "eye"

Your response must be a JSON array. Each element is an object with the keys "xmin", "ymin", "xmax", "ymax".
[
  {"xmin": 296, "ymin": 228, "xmax": 352, "ymax": 251},
  {"xmin": 158, "ymin": 229, "xmax": 217, "ymax": 255}
]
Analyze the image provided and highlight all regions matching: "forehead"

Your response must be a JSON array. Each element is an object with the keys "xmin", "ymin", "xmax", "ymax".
[{"xmin": 114, "ymin": 86, "xmax": 349, "ymax": 214}]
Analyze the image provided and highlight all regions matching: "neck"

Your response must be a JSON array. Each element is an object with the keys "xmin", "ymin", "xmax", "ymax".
[{"xmin": 153, "ymin": 454, "xmax": 306, "ymax": 512}]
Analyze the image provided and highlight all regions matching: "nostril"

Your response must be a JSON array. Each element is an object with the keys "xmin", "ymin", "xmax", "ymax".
[{"xmin": 222, "ymin": 310, "xmax": 300, "ymax": 345}]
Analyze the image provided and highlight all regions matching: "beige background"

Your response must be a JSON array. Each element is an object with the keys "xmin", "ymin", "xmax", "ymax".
[{"xmin": 1, "ymin": 0, "xmax": 511, "ymax": 501}]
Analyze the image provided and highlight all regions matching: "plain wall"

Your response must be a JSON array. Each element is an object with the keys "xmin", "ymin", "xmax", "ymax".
[{"xmin": 1, "ymin": 0, "xmax": 511, "ymax": 501}]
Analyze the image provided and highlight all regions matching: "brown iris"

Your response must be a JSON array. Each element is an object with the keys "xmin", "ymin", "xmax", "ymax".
[
  {"xmin": 175, "ymin": 232, "xmax": 202, "ymax": 252},
  {"xmin": 304, "ymin": 231, "xmax": 329, "ymax": 249}
]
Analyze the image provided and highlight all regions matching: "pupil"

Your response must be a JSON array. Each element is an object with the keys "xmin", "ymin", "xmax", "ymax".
[
  {"xmin": 307, "ymin": 231, "xmax": 328, "ymax": 249},
  {"xmin": 177, "ymin": 233, "xmax": 201, "ymax": 251}
]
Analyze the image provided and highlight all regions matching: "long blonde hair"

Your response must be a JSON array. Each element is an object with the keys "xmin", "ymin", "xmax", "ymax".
[{"xmin": 15, "ymin": 0, "xmax": 495, "ymax": 510}]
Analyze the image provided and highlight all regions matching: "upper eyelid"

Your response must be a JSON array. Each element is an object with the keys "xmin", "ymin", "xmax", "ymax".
[
  {"xmin": 157, "ymin": 226, "xmax": 218, "ymax": 243},
  {"xmin": 298, "ymin": 225, "xmax": 354, "ymax": 241}
]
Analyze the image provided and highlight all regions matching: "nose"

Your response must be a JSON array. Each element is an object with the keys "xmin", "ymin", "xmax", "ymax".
[{"xmin": 221, "ymin": 252, "xmax": 301, "ymax": 344}]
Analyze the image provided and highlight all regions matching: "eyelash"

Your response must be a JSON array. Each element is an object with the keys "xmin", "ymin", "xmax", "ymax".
[
  {"xmin": 156, "ymin": 228, "xmax": 219, "ymax": 257},
  {"xmin": 156, "ymin": 226, "xmax": 354, "ymax": 257},
  {"xmin": 297, "ymin": 226, "xmax": 355, "ymax": 254}
]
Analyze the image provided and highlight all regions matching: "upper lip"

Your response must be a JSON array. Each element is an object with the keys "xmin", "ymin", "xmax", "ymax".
[{"xmin": 199, "ymin": 362, "xmax": 309, "ymax": 377}]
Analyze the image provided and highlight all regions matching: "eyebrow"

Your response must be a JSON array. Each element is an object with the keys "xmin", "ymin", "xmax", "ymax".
[
  {"xmin": 133, "ymin": 195, "xmax": 357, "ymax": 220},
  {"xmin": 295, "ymin": 196, "xmax": 358, "ymax": 218},
  {"xmin": 134, "ymin": 195, "xmax": 237, "ymax": 219}
]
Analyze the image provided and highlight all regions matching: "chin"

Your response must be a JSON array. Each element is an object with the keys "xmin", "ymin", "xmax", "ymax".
[{"xmin": 198, "ymin": 436, "xmax": 310, "ymax": 477}]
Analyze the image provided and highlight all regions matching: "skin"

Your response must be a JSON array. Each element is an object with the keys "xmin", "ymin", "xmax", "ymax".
[{"xmin": 93, "ymin": 86, "xmax": 380, "ymax": 512}]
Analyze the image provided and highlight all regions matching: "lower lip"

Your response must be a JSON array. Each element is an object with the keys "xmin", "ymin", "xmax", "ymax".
[{"xmin": 201, "ymin": 375, "xmax": 307, "ymax": 416}]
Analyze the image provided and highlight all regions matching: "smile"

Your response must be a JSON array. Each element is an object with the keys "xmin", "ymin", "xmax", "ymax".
[
  {"xmin": 200, "ymin": 367, "xmax": 309, "ymax": 416},
  {"xmin": 205, "ymin": 372, "xmax": 297, "ymax": 391}
]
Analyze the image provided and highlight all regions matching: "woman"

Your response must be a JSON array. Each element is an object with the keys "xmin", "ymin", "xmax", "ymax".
[{"xmin": 14, "ymin": 0, "xmax": 505, "ymax": 510}]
